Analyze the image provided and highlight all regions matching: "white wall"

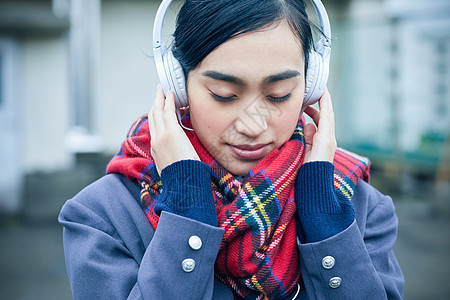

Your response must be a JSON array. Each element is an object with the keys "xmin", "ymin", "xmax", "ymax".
[
  {"xmin": 0, "ymin": 37, "xmax": 22, "ymax": 212},
  {"xmin": 22, "ymin": 35, "xmax": 72, "ymax": 173},
  {"xmin": 327, "ymin": 0, "xmax": 450, "ymax": 154},
  {"xmin": 326, "ymin": 0, "xmax": 393, "ymax": 150},
  {"xmin": 19, "ymin": 0, "xmax": 176, "ymax": 172},
  {"xmin": 96, "ymin": 0, "xmax": 177, "ymax": 153},
  {"xmin": 397, "ymin": 17, "xmax": 450, "ymax": 152}
]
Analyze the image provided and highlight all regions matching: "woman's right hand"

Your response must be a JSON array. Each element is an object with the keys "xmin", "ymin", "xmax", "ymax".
[
  {"xmin": 148, "ymin": 85, "xmax": 200, "ymax": 175},
  {"xmin": 303, "ymin": 89, "xmax": 337, "ymax": 164}
]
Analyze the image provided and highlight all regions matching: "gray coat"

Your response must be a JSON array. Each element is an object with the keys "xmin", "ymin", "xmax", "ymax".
[{"xmin": 59, "ymin": 174, "xmax": 404, "ymax": 299}]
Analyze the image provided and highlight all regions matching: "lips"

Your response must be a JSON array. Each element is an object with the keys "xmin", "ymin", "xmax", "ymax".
[{"xmin": 229, "ymin": 143, "xmax": 270, "ymax": 160}]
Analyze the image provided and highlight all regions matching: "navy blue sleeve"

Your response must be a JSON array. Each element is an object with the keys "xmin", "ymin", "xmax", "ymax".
[
  {"xmin": 296, "ymin": 180, "xmax": 404, "ymax": 299},
  {"xmin": 295, "ymin": 161, "xmax": 355, "ymax": 243},
  {"xmin": 155, "ymin": 160, "xmax": 218, "ymax": 226}
]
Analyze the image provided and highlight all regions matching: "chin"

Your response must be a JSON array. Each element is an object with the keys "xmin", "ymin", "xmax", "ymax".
[{"xmin": 223, "ymin": 161, "xmax": 257, "ymax": 177}]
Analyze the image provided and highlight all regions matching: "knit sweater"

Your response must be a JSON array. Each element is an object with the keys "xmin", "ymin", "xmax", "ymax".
[{"xmin": 155, "ymin": 160, "xmax": 353, "ymax": 243}]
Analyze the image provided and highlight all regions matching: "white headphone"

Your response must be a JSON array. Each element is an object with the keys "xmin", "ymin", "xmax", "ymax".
[{"xmin": 153, "ymin": 0, "xmax": 331, "ymax": 110}]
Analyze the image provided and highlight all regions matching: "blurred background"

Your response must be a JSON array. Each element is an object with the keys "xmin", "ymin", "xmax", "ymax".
[{"xmin": 0, "ymin": 0, "xmax": 449, "ymax": 299}]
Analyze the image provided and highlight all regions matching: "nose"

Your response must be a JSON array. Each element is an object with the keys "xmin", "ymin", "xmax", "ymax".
[{"xmin": 234, "ymin": 100, "xmax": 269, "ymax": 137}]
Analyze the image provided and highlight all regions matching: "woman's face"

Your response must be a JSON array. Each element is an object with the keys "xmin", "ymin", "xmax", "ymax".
[{"xmin": 187, "ymin": 21, "xmax": 305, "ymax": 176}]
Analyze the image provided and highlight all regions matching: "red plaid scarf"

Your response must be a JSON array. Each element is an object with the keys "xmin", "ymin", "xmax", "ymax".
[{"xmin": 107, "ymin": 114, "xmax": 370, "ymax": 299}]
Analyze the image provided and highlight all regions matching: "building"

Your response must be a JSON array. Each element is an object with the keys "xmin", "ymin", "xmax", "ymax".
[{"xmin": 0, "ymin": 0, "xmax": 449, "ymax": 214}]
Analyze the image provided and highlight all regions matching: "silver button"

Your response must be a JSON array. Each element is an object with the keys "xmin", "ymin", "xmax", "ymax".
[
  {"xmin": 188, "ymin": 235, "xmax": 202, "ymax": 250},
  {"xmin": 182, "ymin": 258, "xmax": 195, "ymax": 272},
  {"xmin": 329, "ymin": 277, "xmax": 342, "ymax": 288},
  {"xmin": 322, "ymin": 256, "xmax": 335, "ymax": 269}
]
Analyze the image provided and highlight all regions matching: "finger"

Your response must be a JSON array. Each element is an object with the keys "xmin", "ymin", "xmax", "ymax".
[
  {"xmin": 303, "ymin": 123, "xmax": 316, "ymax": 162},
  {"xmin": 325, "ymin": 90, "xmax": 336, "ymax": 134},
  {"xmin": 315, "ymin": 91, "xmax": 333, "ymax": 133},
  {"xmin": 148, "ymin": 110, "xmax": 159, "ymax": 170},
  {"xmin": 152, "ymin": 85, "xmax": 166, "ymax": 131},
  {"xmin": 162, "ymin": 90, "xmax": 179, "ymax": 125},
  {"xmin": 320, "ymin": 90, "xmax": 335, "ymax": 137},
  {"xmin": 153, "ymin": 85, "xmax": 165, "ymax": 111},
  {"xmin": 148, "ymin": 111, "xmax": 156, "ymax": 137},
  {"xmin": 304, "ymin": 106, "xmax": 320, "ymax": 127},
  {"xmin": 303, "ymin": 123, "xmax": 316, "ymax": 146},
  {"xmin": 318, "ymin": 90, "xmax": 337, "ymax": 153},
  {"xmin": 319, "ymin": 89, "xmax": 332, "ymax": 117}
]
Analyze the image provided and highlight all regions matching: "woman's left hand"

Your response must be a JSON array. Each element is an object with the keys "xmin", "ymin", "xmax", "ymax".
[{"xmin": 303, "ymin": 89, "xmax": 337, "ymax": 163}]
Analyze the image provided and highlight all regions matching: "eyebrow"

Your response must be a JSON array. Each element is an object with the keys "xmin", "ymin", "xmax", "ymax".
[
  {"xmin": 202, "ymin": 71, "xmax": 244, "ymax": 85},
  {"xmin": 264, "ymin": 70, "xmax": 301, "ymax": 84},
  {"xmin": 202, "ymin": 70, "xmax": 301, "ymax": 85}
]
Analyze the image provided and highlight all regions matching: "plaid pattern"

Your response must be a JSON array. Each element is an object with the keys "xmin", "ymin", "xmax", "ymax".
[
  {"xmin": 333, "ymin": 148, "xmax": 370, "ymax": 201},
  {"xmin": 107, "ymin": 114, "xmax": 370, "ymax": 299}
]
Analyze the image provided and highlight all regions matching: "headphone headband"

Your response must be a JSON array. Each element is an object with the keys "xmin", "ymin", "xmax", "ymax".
[
  {"xmin": 153, "ymin": 0, "xmax": 332, "ymax": 112},
  {"xmin": 153, "ymin": 0, "xmax": 171, "ymax": 50},
  {"xmin": 310, "ymin": 0, "xmax": 331, "ymax": 47},
  {"xmin": 153, "ymin": 0, "xmax": 331, "ymax": 56}
]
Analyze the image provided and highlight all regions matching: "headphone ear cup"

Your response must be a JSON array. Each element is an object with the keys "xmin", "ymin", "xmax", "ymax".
[
  {"xmin": 304, "ymin": 51, "xmax": 317, "ymax": 100},
  {"xmin": 304, "ymin": 50, "xmax": 323, "ymax": 107},
  {"xmin": 167, "ymin": 51, "xmax": 188, "ymax": 108}
]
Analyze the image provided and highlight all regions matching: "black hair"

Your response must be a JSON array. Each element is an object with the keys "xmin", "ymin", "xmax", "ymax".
[{"xmin": 172, "ymin": 0, "xmax": 314, "ymax": 78}]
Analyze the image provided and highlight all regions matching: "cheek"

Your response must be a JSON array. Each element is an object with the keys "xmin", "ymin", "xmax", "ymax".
[
  {"xmin": 188, "ymin": 82, "xmax": 237, "ymax": 140},
  {"xmin": 273, "ymin": 101, "xmax": 303, "ymax": 142},
  {"xmin": 189, "ymin": 101, "xmax": 231, "ymax": 144}
]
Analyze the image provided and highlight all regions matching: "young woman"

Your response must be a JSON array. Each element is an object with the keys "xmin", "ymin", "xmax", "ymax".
[{"xmin": 59, "ymin": 0, "xmax": 404, "ymax": 299}]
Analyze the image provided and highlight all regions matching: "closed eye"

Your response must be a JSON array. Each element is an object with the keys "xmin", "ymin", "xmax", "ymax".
[
  {"xmin": 209, "ymin": 91, "xmax": 237, "ymax": 103},
  {"xmin": 267, "ymin": 94, "xmax": 292, "ymax": 103}
]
